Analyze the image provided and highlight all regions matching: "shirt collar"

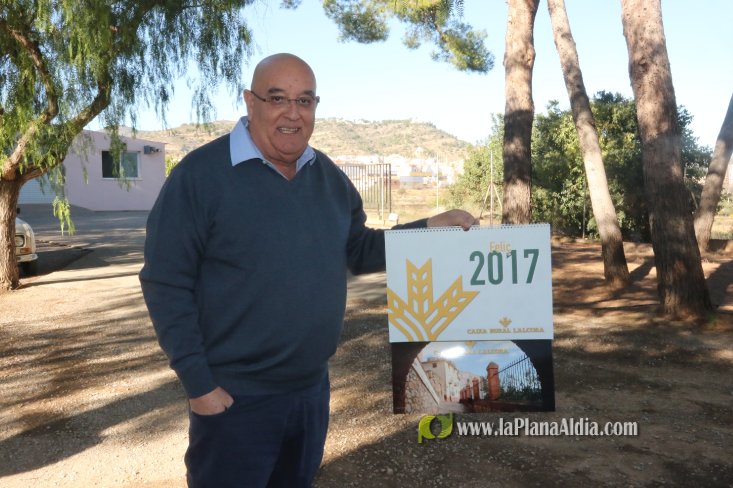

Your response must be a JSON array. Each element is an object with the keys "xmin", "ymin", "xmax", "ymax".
[{"xmin": 229, "ymin": 116, "xmax": 316, "ymax": 175}]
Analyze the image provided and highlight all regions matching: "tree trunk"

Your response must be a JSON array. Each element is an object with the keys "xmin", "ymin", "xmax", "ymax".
[
  {"xmin": 0, "ymin": 178, "xmax": 22, "ymax": 291},
  {"xmin": 694, "ymin": 92, "xmax": 733, "ymax": 251},
  {"xmin": 621, "ymin": 0, "xmax": 712, "ymax": 317},
  {"xmin": 502, "ymin": 0, "xmax": 539, "ymax": 225},
  {"xmin": 547, "ymin": 0, "xmax": 630, "ymax": 287}
]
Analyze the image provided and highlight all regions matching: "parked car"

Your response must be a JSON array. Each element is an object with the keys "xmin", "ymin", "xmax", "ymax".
[{"xmin": 15, "ymin": 215, "xmax": 38, "ymax": 276}]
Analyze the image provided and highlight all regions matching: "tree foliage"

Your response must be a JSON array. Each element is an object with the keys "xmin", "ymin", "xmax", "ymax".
[
  {"xmin": 453, "ymin": 92, "xmax": 712, "ymax": 241},
  {"xmin": 532, "ymin": 100, "xmax": 587, "ymax": 235},
  {"xmin": 532, "ymin": 92, "xmax": 710, "ymax": 240},
  {"xmin": 1, "ymin": 0, "xmax": 254, "ymax": 184},
  {"xmin": 320, "ymin": 0, "xmax": 494, "ymax": 73},
  {"xmin": 0, "ymin": 0, "xmax": 256, "ymax": 290}
]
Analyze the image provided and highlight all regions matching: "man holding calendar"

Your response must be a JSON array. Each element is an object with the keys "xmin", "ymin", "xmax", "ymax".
[{"xmin": 140, "ymin": 52, "xmax": 477, "ymax": 488}]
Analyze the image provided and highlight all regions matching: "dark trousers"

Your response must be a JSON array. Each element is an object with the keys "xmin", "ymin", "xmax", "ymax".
[{"xmin": 185, "ymin": 375, "xmax": 330, "ymax": 488}]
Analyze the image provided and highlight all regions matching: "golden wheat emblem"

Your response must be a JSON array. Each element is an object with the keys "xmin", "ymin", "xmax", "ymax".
[{"xmin": 387, "ymin": 259, "xmax": 479, "ymax": 341}]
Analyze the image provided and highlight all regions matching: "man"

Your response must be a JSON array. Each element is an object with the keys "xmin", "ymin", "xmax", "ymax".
[{"xmin": 140, "ymin": 53, "xmax": 476, "ymax": 488}]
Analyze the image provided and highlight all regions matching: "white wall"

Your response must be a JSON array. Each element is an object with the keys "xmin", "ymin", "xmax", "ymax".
[
  {"xmin": 64, "ymin": 131, "xmax": 166, "ymax": 211},
  {"xmin": 18, "ymin": 176, "xmax": 55, "ymax": 204}
]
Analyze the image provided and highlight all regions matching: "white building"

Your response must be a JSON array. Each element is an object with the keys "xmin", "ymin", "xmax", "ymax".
[{"xmin": 19, "ymin": 130, "xmax": 166, "ymax": 211}]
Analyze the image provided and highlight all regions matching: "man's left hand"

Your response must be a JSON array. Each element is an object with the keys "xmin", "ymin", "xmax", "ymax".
[{"xmin": 427, "ymin": 209, "xmax": 479, "ymax": 231}]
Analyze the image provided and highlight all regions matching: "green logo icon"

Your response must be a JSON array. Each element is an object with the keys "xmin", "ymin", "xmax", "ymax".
[{"xmin": 418, "ymin": 413, "xmax": 453, "ymax": 443}]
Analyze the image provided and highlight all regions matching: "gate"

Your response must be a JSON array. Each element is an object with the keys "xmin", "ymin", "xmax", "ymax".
[
  {"xmin": 336, "ymin": 163, "xmax": 392, "ymax": 219},
  {"xmin": 494, "ymin": 354, "xmax": 542, "ymax": 402}
]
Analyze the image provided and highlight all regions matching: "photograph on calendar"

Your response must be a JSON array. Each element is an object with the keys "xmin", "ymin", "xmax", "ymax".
[{"xmin": 391, "ymin": 340, "xmax": 554, "ymax": 414}]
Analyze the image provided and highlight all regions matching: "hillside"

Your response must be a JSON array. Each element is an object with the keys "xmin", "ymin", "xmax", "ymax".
[
  {"xmin": 309, "ymin": 118, "xmax": 470, "ymax": 160},
  {"xmin": 130, "ymin": 118, "xmax": 471, "ymax": 162},
  {"xmin": 125, "ymin": 121, "xmax": 235, "ymax": 161}
]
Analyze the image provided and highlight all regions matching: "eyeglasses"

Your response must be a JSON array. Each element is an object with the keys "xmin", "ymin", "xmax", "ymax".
[{"xmin": 248, "ymin": 90, "xmax": 320, "ymax": 109}]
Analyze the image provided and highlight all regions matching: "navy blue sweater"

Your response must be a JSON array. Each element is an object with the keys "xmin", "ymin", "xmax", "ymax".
[{"xmin": 139, "ymin": 134, "xmax": 426, "ymax": 398}]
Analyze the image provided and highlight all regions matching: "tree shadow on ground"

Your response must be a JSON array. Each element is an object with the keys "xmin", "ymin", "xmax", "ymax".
[
  {"xmin": 706, "ymin": 258, "xmax": 733, "ymax": 310},
  {"xmin": 21, "ymin": 269, "xmax": 142, "ymax": 288},
  {"xmin": 551, "ymin": 240, "xmax": 733, "ymax": 318},
  {"xmin": 1, "ymin": 289, "xmax": 165, "ymax": 410},
  {"xmin": 0, "ymin": 379, "xmax": 183, "ymax": 477},
  {"xmin": 19, "ymin": 242, "xmax": 91, "ymax": 279},
  {"xmin": 627, "ymin": 256, "xmax": 655, "ymax": 284},
  {"xmin": 0, "ymin": 287, "xmax": 187, "ymax": 477}
]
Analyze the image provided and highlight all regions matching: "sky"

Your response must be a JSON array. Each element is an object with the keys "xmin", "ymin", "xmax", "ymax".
[
  {"xmin": 104, "ymin": 0, "xmax": 733, "ymax": 149},
  {"xmin": 419, "ymin": 341, "xmax": 527, "ymax": 376}
]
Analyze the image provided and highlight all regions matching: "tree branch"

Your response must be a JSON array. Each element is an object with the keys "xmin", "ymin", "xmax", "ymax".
[
  {"xmin": 115, "ymin": 0, "xmax": 169, "ymax": 46},
  {"xmin": 0, "ymin": 19, "xmax": 60, "ymax": 121},
  {"xmin": 19, "ymin": 76, "xmax": 115, "ymax": 183},
  {"xmin": 0, "ymin": 18, "xmax": 61, "ymax": 181},
  {"xmin": 66, "ymin": 77, "xmax": 114, "ymax": 133}
]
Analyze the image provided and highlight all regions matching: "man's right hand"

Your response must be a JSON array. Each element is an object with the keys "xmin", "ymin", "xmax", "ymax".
[{"xmin": 189, "ymin": 386, "xmax": 234, "ymax": 415}]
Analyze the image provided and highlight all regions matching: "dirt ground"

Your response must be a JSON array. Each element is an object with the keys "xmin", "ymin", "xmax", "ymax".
[{"xmin": 1, "ymin": 238, "xmax": 732, "ymax": 487}]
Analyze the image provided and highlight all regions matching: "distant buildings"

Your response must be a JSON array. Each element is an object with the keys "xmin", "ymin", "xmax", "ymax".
[
  {"xmin": 418, "ymin": 355, "xmax": 486, "ymax": 403},
  {"xmin": 332, "ymin": 154, "xmax": 464, "ymax": 188}
]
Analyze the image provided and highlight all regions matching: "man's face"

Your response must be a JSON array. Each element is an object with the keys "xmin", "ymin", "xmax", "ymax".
[{"xmin": 244, "ymin": 57, "xmax": 318, "ymax": 169}]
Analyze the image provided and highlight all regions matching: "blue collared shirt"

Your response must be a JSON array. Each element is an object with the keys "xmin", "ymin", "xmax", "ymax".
[{"xmin": 229, "ymin": 116, "xmax": 316, "ymax": 178}]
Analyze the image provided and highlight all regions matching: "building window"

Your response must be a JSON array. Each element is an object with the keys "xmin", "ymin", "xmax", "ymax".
[{"xmin": 102, "ymin": 150, "xmax": 139, "ymax": 178}]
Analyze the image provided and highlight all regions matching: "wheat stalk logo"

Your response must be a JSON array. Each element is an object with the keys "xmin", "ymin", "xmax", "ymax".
[{"xmin": 387, "ymin": 259, "xmax": 479, "ymax": 341}]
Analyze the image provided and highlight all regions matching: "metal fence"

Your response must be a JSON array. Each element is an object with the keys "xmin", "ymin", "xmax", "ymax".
[
  {"xmin": 336, "ymin": 163, "xmax": 392, "ymax": 219},
  {"xmin": 494, "ymin": 354, "xmax": 542, "ymax": 401}
]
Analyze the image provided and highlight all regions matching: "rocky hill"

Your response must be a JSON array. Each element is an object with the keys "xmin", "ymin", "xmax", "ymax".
[
  {"xmin": 130, "ymin": 118, "xmax": 471, "ymax": 162},
  {"xmin": 309, "ymin": 118, "xmax": 470, "ymax": 160}
]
